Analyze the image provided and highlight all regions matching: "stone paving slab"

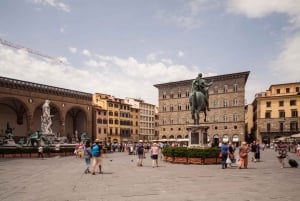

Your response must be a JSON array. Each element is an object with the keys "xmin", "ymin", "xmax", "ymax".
[{"xmin": 0, "ymin": 149, "xmax": 299, "ymax": 201}]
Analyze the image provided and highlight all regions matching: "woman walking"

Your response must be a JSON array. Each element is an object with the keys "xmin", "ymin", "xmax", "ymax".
[
  {"xmin": 150, "ymin": 143, "xmax": 160, "ymax": 168},
  {"xmin": 83, "ymin": 141, "xmax": 92, "ymax": 174},
  {"xmin": 238, "ymin": 142, "xmax": 249, "ymax": 169}
]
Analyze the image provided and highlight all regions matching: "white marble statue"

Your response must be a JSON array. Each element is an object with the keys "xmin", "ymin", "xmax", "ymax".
[{"xmin": 41, "ymin": 100, "xmax": 53, "ymax": 134}]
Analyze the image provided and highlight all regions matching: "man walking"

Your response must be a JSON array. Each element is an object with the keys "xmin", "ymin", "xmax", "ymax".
[{"xmin": 136, "ymin": 140, "xmax": 144, "ymax": 166}]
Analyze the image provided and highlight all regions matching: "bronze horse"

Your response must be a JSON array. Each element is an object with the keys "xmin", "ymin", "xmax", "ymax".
[{"xmin": 189, "ymin": 90, "xmax": 208, "ymax": 125}]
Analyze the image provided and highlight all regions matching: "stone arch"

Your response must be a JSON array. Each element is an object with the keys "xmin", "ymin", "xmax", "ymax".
[
  {"xmin": 0, "ymin": 97, "xmax": 30, "ymax": 138},
  {"xmin": 213, "ymin": 134, "xmax": 219, "ymax": 147},
  {"xmin": 65, "ymin": 106, "xmax": 88, "ymax": 142},
  {"xmin": 32, "ymin": 100, "xmax": 62, "ymax": 136}
]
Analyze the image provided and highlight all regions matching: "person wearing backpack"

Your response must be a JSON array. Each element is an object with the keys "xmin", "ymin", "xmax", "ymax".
[
  {"xmin": 83, "ymin": 140, "xmax": 92, "ymax": 174},
  {"xmin": 136, "ymin": 140, "xmax": 144, "ymax": 166},
  {"xmin": 91, "ymin": 139, "xmax": 103, "ymax": 175}
]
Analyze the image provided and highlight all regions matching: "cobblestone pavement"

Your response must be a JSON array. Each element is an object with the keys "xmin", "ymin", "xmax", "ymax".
[{"xmin": 0, "ymin": 148, "xmax": 299, "ymax": 201}]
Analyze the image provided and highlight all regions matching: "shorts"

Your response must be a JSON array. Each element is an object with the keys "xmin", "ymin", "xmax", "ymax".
[{"xmin": 151, "ymin": 154, "xmax": 158, "ymax": 160}]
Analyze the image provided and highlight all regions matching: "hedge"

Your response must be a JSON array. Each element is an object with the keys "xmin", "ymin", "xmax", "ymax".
[{"xmin": 162, "ymin": 147, "xmax": 220, "ymax": 158}]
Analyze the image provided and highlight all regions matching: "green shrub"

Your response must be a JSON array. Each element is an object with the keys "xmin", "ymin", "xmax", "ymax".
[
  {"xmin": 162, "ymin": 147, "xmax": 220, "ymax": 158},
  {"xmin": 162, "ymin": 147, "xmax": 175, "ymax": 157},
  {"xmin": 173, "ymin": 147, "xmax": 188, "ymax": 157}
]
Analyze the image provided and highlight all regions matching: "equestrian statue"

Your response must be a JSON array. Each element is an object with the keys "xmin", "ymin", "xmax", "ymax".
[{"xmin": 189, "ymin": 73, "xmax": 213, "ymax": 125}]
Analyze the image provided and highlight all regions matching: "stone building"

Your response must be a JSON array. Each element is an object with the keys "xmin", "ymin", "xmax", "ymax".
[
  {"xmin": 124, "ymin": 98, "xmax": 156, "ymax": 141},
  {"xmin": 251, "ymin": 82, "xmax": 300, "ymax": 144},
  {"xmin": 93, "ymin": 94, "xmax": 139, "ymax": 143},
  {"xmin": 154, "ymin": 71, "xmax": 250, "ymax": 146},
  {"xmin": 0, "ymin": 76, "xmax": 93, "ymax": 142}
]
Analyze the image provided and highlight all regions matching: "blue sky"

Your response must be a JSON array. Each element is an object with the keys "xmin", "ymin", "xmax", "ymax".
[{"xmin": 1, "ymin": 0, "xmax": 300, "ymax": 105}]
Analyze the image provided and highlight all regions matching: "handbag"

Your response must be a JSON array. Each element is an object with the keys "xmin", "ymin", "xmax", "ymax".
[{"xmin": 226, "ymin": 156, "xmax": 231, "ymax": 164}]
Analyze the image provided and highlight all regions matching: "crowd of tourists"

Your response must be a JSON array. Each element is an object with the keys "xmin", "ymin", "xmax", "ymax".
[{"xmin": 71, "ymin": 138, "xmax": 299, "ymax": 175}]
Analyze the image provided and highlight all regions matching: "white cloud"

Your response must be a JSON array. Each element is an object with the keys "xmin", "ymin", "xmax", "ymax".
[
  {"xmin": 146, "ymin": 53, "xmax": 156, "ymax": 61},
  {"xmin": 31, "ymin": 0, "xmax": 71, "ymax": 12},
  {"xmin": 69, "ymin": 47, "xmax": 77, "ymax": 53},
  {"xmin": 158, "ymin": 0, "xmax": 220, "ymax": 30},
  {"xmin": 0, "ymin": 45, "xmax": 203, "ymax": 105},
  {"xmin": 227, "ymin": 0, "xmax": 300, "ymax": 92},
  {"xmin": 271, "ymin": 33, "xmax": 300, "ymax": 81},
  {"xmin": 227, "ymin": 0, "xmax": 300, "ymax": 27},
  {"xmin": 177, "ymin": 51, "xmax": 185, "ymax": 58},
  {"xmin": 82, "ymin": 49, "xmax": 91, "ymax": 57}
]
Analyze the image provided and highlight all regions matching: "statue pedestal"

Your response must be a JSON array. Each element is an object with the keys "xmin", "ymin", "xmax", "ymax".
[{"xmin": 187, "ymin": 125, "xmax": 209, "ymax": 148}]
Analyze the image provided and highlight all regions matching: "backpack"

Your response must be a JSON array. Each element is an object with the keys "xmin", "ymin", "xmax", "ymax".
[
  {"xmin": 91, "ymin": 144, "xmax": 101, "ymax": 157},
  {"xmin": 137, "ymin": 144, "xmax": 143, "ymax": 154}
]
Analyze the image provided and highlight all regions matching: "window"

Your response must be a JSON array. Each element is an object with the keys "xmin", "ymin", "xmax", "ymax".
[
  {"xmin": 291, "ymin": 110, "xmax": 298, "ymax": 118},
  {"xmin": 98, "ymin": 128, "xmax": 101, "ymax": 134},
  {"xmin": 279, "ymin": 110, "xmax": 285, "ymax": 118},
  {"xmin": 223, "ymin": 115, "xmax": 228, "ymax": 122},
  {"xmin": 170, "ymin": 118, "xmax": 174, "ymax": 124},
  {"xmin": 276, "ymin": 89, "xmax": 280, "ymax": 94},
  {"xmin": 178, "ymin": 104, "xmax": 182, "ymax": 111},
  {"xmin": 279, "ymin": 122, "xmax": 284, "ymax": 132},
  {"xmin": 223, "ymin": 100, "xmax": 228, "ymax": 107},
  {"xmin": 214, "ymin": 115, "xmax": 219, "ymax": 122},
  {"xmin": 233, "ymin": 84, "xmax": 238, "ymax": 92},
  {"xmin": 224, "ymin": 85, "xmax": 228, "ymax": 93},
  {"xmin": 286, "ymin": 88, "xmax": 290, "ymax": 93},
  {"xmin": 290, "ymin": 100, "xmax": 296, "ymax": 106},
  {"xmin": 290, "ymin": 122, "xmax": 298, "ymax": 131},
  {"xmin": 267, "ymin": 123, "xmax": 271, "ymax": 132},
  {"xmin": 186, "ymin": 90, "xmax": 189, "ymax": 97},
  {"xmin": 214, "ymin": 100, "xmax": 218, "ymax": 107},
  {"xmin": 170, "ymin": 105, "xmax": 174, "ymax": 111},
  {"xmin": 186, "ymin": 104, "xmax": 190, "ymax": 110},
  {"xmin": 233, "ymin": 114, "xmax": 238, "ymax": 122},
  {"xmin": 170, "ymin": 92, "xmax": 174, "ymax": 99},
  {"xmin": 163, "ymin": 93, "xmax": 166, "ymax": 99},
  {"xmin": 266, "ymin": 101, "xmax": 271, "ymax": 107},
  {"xmin": 265, "ymin": 111, "xmax": 271, "ymax": 119},
  {"xmin": 178, "ymin": 91, "xmax": 181, "ymax": 98},
  {"xmin": 214, "ymin": 87, "xmax": 218, "ymax": 94},
  {"xmin": 163, "ymin": 105, "xmax": 166, "ymax": 112},
  {"xmin": 279, "ymin": 101, "xmax": 284, "ymax": 107},
  {"xmin": 233, "ymin": 98, "xmax": 238, "ymax": 106},
  {"xmin": 296, "ymin": 87, "xmax": 300, "ymax": 92}
]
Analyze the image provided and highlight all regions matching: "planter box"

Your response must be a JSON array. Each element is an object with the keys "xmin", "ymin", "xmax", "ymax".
[
  {"xmin": 165, "ymin": 156, "xmax": 174, "ymax": 162},
  {"xmin": 203, "ymin": 157, "xmax": 220, "ymax": 164},
  {"xmin": 188, "ymin": 157, "xmax": 203, "ymax": 164},
  {"xmin": 174, "ymin": 157, "xmax": 188, "ymax": 163}
]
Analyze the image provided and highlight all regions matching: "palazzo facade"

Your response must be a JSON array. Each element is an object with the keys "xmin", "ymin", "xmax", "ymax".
[{"xmin": 154, "ymin": 71, "xmax": 250, "ymax": 146}]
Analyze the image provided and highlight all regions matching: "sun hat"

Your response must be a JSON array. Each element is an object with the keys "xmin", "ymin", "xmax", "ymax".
[{"xmin": 95, "ymin": 139, "xmax": 101, "ymax": 143}]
